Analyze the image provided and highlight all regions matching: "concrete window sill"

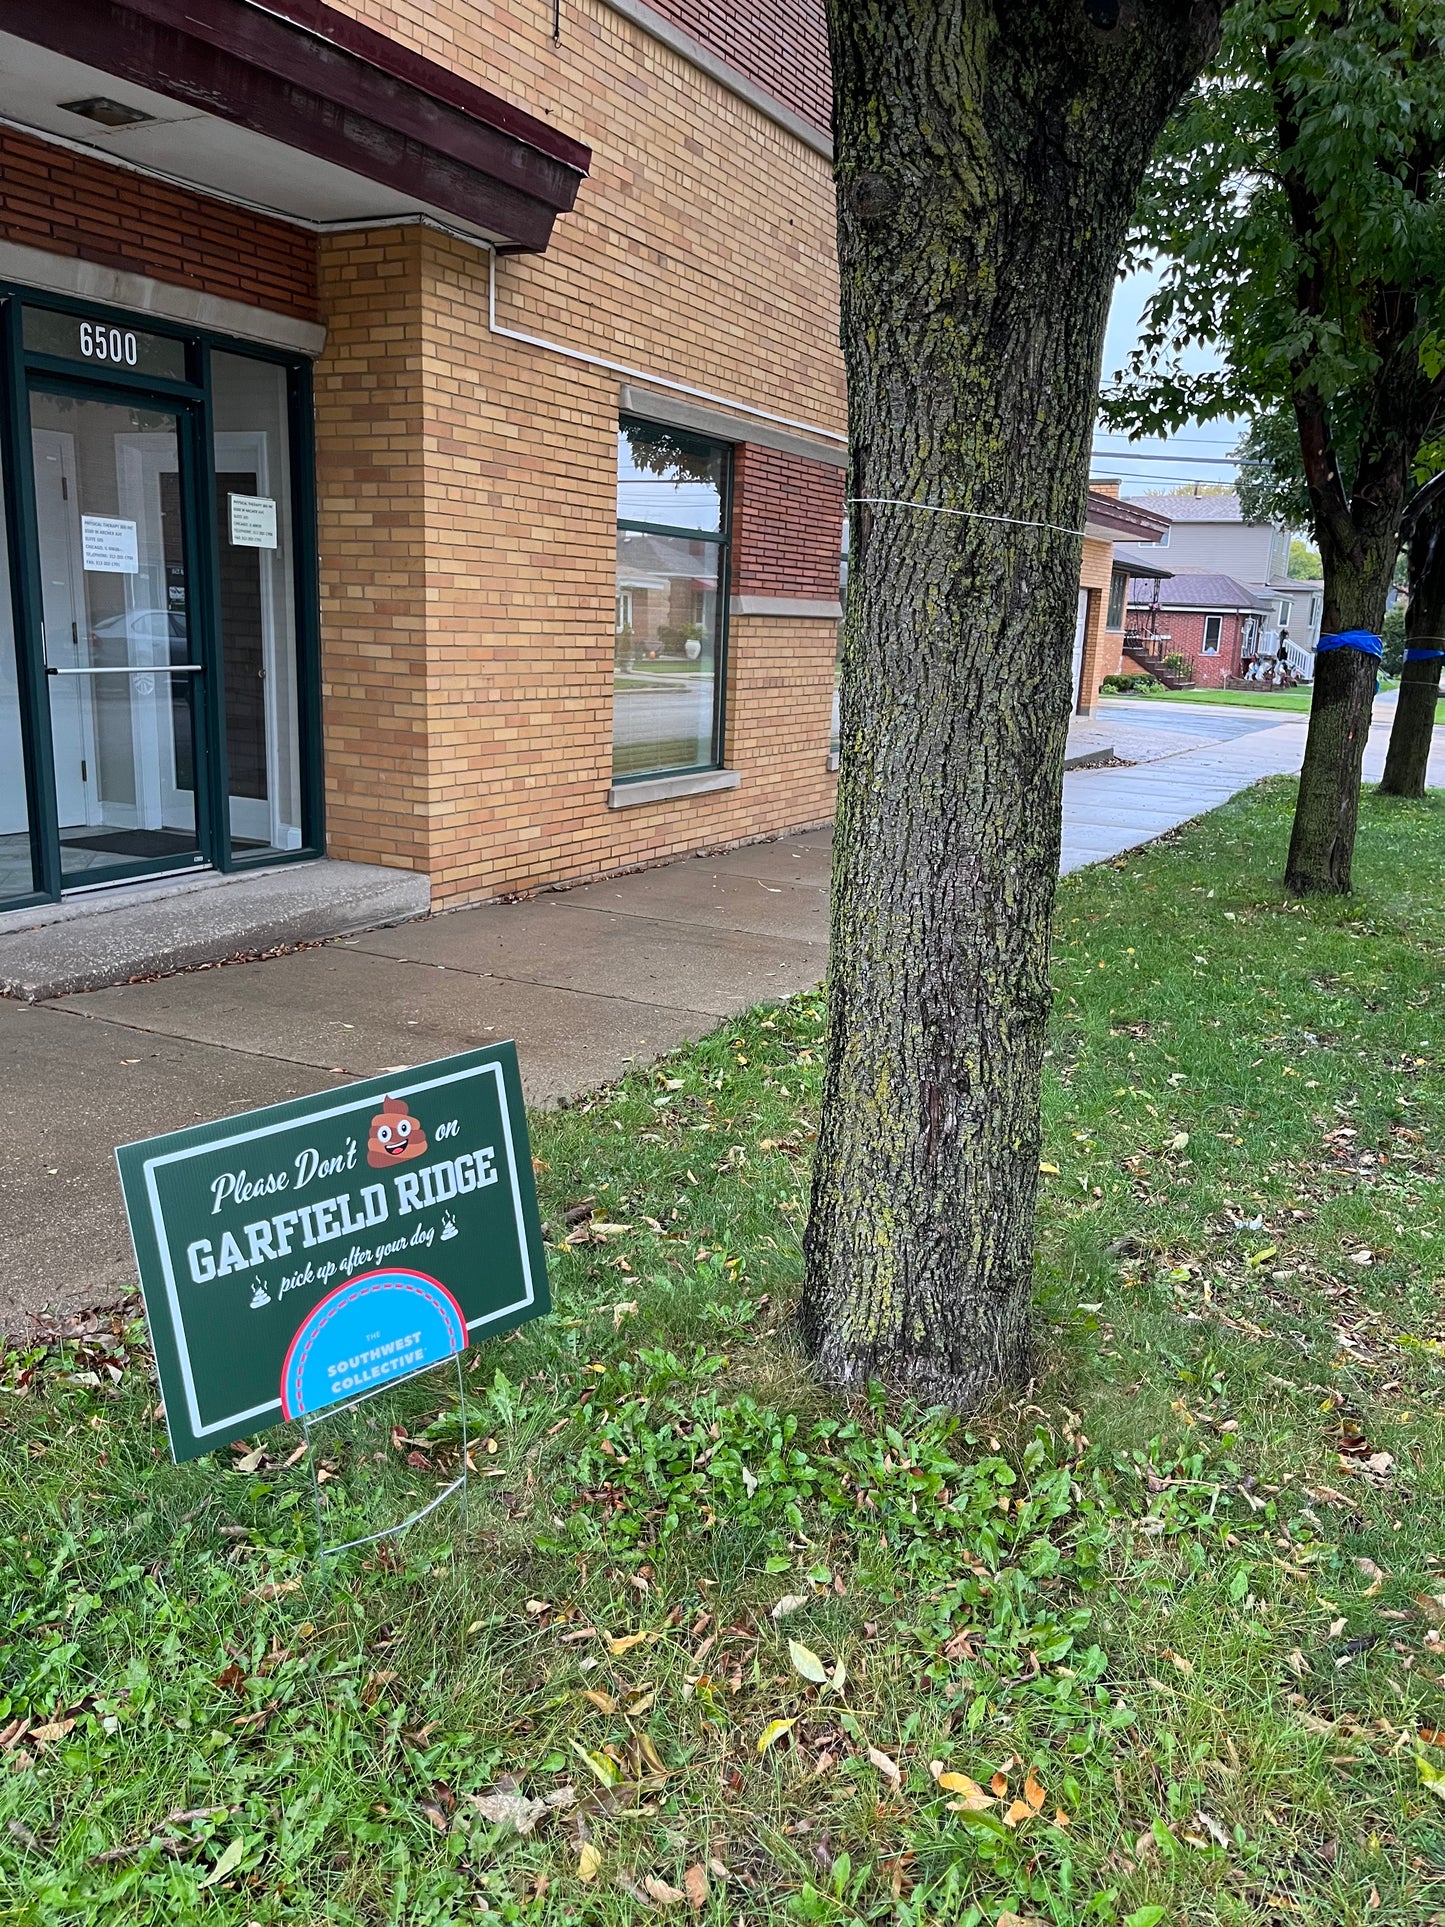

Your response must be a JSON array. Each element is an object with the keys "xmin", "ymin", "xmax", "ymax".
[
  {"xmin": 729, "ymin": 596, "xmax": 843, "ymax": 620},
  {"xmin": 608, "ymin": 768, "xmax": 742, "ymax": 809}
]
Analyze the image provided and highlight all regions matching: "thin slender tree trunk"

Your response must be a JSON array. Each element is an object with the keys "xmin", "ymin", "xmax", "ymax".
[
  {"xmin": 1382, "ymin": 655, "xmax": 1443, "ymax": 796},
  {"xmin": 1283, "ymin": 348, "xmax": 1424, "ymax": 892},
  {"xmin": 1283, "ymin": 537, "xmax": 1395, "ymax": 894},
  {"xmin": 1380, "ymin": 474, "xmax": 1445, "ymax": 799},
  {"xmin": 800, "ymin": 0, "xmax": 1222, "ymax": 1406}
]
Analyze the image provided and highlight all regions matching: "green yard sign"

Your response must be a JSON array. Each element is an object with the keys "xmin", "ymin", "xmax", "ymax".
[{"xmin": 116, "ymin": 1045, "xmax": 549, "ymax": 1463}]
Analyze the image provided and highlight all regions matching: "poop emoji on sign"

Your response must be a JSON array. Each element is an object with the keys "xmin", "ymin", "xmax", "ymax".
[{"xmin": 367, "ymin": 1096, "xmax": 428, "ymax": 1169}]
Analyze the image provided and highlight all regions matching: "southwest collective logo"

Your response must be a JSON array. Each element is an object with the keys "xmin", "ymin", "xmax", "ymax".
[{"xmin": 279, "ymin": 1269, "xmax": 467, "ymax": 1419}]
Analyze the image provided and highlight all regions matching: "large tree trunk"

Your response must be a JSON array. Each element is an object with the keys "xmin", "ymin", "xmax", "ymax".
[
  {"xmin": 1380, "ymin": 473, "xmax": 1445, "ymax": 799},
  {"xmin": 800, "ymin": 0, "xmax": 1222, "ymax": 1407}
]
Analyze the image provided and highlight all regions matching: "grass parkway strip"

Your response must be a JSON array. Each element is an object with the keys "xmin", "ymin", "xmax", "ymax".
[{"xmin": 1, "ymin": 776, "xmax": 1443, "ymax": 1926}]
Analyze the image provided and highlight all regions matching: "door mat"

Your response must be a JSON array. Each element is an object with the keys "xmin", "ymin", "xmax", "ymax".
[{"xmin": 61, "ymin": 830, "xmax": 198, "ymax": 860}]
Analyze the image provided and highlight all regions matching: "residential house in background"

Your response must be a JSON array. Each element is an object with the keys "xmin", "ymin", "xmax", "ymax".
[
  {"xmin": 0, "ymin": 0, "xmax": 1163, "ymax": 950},
  {"xmin": 1132, "ymin": 492, "xmax": 1323, "ymax": 678},
  {"xmin": 1122, "ymin": 571, "xmax": 1274, "ymax": 688},
  {"xmin": 1074, "ymin": 486, "xmax": 1171, "ymax": 716}
]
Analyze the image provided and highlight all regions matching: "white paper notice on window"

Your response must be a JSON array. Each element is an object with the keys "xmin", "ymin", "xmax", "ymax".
[
  {"xmin": 80, "ymin": 515, "xmax": 139, "ymax": 574},
  {"xmin": 228, "ymin": 493, "xmax": 278, "ymax": 549}
]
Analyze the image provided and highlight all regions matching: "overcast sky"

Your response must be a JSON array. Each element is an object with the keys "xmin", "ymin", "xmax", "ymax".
[{"xmin": 1093, "ymin": 262, "xmax": 1240, "ymax": 499}]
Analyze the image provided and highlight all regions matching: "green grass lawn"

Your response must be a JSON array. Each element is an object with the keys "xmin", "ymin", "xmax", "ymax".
[
  {"xmin": 5, "ymin": 779, "xmax": 1445, "ymax": 1925},
  {"xmin": 1114, "ymin": 688, "xmax": 1317, "ymax": 714}
]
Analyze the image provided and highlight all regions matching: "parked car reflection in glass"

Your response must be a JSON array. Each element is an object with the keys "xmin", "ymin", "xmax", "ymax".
[{"xmin": 88, "ymin": 607, "xmax": 188, "ymax": 668}]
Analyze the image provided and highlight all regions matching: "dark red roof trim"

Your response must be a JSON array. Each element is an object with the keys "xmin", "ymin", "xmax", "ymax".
[
  {"xmin": 1084, "ymin": 492, "xmax": 1172, "ymax": 542},
  {"xmin": 12, "ymin": 0, "xmax": 590, "ymax": 251}
]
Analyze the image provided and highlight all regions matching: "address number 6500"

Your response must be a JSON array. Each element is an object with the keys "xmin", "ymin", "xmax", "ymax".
[{"xmin": 79, "ymin": 321, "xmax": 138, "ymax": 367}]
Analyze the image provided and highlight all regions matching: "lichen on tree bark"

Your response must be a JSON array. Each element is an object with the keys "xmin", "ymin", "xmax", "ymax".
[{"xmin": 800, "ymin": 1, "xmax": 1223, "ymax": 1407}]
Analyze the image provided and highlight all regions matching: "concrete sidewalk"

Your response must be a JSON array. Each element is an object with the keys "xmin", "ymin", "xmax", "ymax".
[{"xmin": 1, "ymin": 696, "xmax": 1435, "ymax": 1332}]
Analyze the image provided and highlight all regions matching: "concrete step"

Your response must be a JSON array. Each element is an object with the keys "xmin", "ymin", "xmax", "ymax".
[{"xmin": 0, "ymin": 858, "xmax": 430, "ymax": 1001}]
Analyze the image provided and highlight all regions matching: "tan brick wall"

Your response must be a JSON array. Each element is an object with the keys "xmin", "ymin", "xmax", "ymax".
[
  {"xmin": 316, "ymin": 228, "xmax": 838, "ymax": 904},
  {"xmin": 315, "ymin": 230, "xmax": 430, "ymax": 870},
  {"xmin": 310, "ymin": 1, "xmax": 845, "ymax": 902},
  {"xmin": 322, "ymin": 0, "xmax": 845, "ymax": 438},
  {"xmin": 1076, "ymin": 536, "xmax": 1117, "ymax": 716}
]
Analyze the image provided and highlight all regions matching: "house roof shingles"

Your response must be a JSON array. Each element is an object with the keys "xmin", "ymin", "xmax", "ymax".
[
  {"xmin": 1130, "ymin": 491, "xmax": 1244, "ymax": 523},
  {"xmin": 1128, "ymin": 570, "xmax": 1274, "ymax": 613}
]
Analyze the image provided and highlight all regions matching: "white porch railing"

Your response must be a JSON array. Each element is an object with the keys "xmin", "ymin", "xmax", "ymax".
[
  {"xmin": 1244, "ymin": 628, "xmax": 1314, "ymax": 682},
  {"xmin": 1283, "ymin": 638, "xmax": 1315, "ymax": 681}
]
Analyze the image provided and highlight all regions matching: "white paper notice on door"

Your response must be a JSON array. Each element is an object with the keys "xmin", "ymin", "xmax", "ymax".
[
  {"xmin": 228, "ymin": 493, "xmax": 278, "ymax": 549},
  {"xmin": 80, "ymin": 515, "xmax": 139, "ymax": 574}
]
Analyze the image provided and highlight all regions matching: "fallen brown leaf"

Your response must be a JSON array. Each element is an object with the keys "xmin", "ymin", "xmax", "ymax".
[{"xmin": 29, "ymin": 1718, "xmax": 75, "ymax": 1745}]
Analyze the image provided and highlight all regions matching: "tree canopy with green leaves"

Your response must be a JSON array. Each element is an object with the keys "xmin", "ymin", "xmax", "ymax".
[
  {"xmin": 1104, "ymin": 0, "xmax": 1445, "ymax": 892},
  {"xmin": 1287, "ymin": 537, "xmax": 1321, "ymax": 580}
]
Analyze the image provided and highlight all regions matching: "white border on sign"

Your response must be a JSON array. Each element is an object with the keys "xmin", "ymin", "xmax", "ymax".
[{"xmin": 135, "ymin": 1061, "xmax": 534, "ymax": 1445}]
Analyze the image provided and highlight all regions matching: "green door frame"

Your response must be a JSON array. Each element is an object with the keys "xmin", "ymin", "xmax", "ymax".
[
  {"xmin": 23, "ymin": 371, "xmax": 216, "ymax": 894},
  {"xmin": 0, "ymin": 284, "xmax": 323, "ymax": 912}
]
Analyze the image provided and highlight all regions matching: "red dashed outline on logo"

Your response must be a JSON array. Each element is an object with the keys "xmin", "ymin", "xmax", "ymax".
[{"xmin": 279, "ymin": 1268, "xmax": 466, "ymax": 1419}]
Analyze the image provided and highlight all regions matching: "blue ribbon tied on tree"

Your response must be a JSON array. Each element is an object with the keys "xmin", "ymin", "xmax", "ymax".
[
  {"xmin": 1316, "ymin": 630, "xmax": 1383, "ymax": 658},
  {"xmin": 1403, "ymin": 647, "xmax": 1445, "ymax": 663}
]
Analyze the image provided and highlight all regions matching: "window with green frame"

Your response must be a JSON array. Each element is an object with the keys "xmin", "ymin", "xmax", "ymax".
[
  {"xmin": 1106, "ymin": 566, "xmax": 1129, "ymax": 630},
  {"xmin": 614, "ymin": 418, "xmax": 732, "ymax": 780}
]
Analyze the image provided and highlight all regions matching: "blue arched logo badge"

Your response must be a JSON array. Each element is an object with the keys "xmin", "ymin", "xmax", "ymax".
[{"xmin": 280, "ymin": 1269, "xmax": 467, "ymax": 1419}]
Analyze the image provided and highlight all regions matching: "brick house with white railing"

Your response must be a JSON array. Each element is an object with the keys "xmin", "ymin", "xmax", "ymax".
[{"xmin": 1124, "ymin": 572, "xmax": 1276, "ymax": 688}]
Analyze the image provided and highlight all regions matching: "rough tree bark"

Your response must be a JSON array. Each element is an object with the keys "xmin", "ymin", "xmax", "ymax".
[
  {"xmin": 1380, "ymin": 470, "xmax": 1445, "ymax": 799},
  {"xmin": 1283, "ymin": 388, "xmax": 1410, "ymax": 893},
  {"xmin": 799, "ymin": 0, "xmax": 1223, "ymax": 1407}
]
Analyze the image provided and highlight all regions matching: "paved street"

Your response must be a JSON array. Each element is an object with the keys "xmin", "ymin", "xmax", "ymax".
[{"xmin": 1, "ymin": 696, "xmax": 1438, "ymax": 1332}]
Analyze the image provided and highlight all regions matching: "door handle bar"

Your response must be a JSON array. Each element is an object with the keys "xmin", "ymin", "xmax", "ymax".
[{"xmin": 46, "ymin": 664, "xmax": 204, "ymax": 675}]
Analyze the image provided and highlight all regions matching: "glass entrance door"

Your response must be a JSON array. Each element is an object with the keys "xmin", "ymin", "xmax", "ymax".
[{"xmin": 29, "ymin": 388, "xmax": 206, "ymax": 889}]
